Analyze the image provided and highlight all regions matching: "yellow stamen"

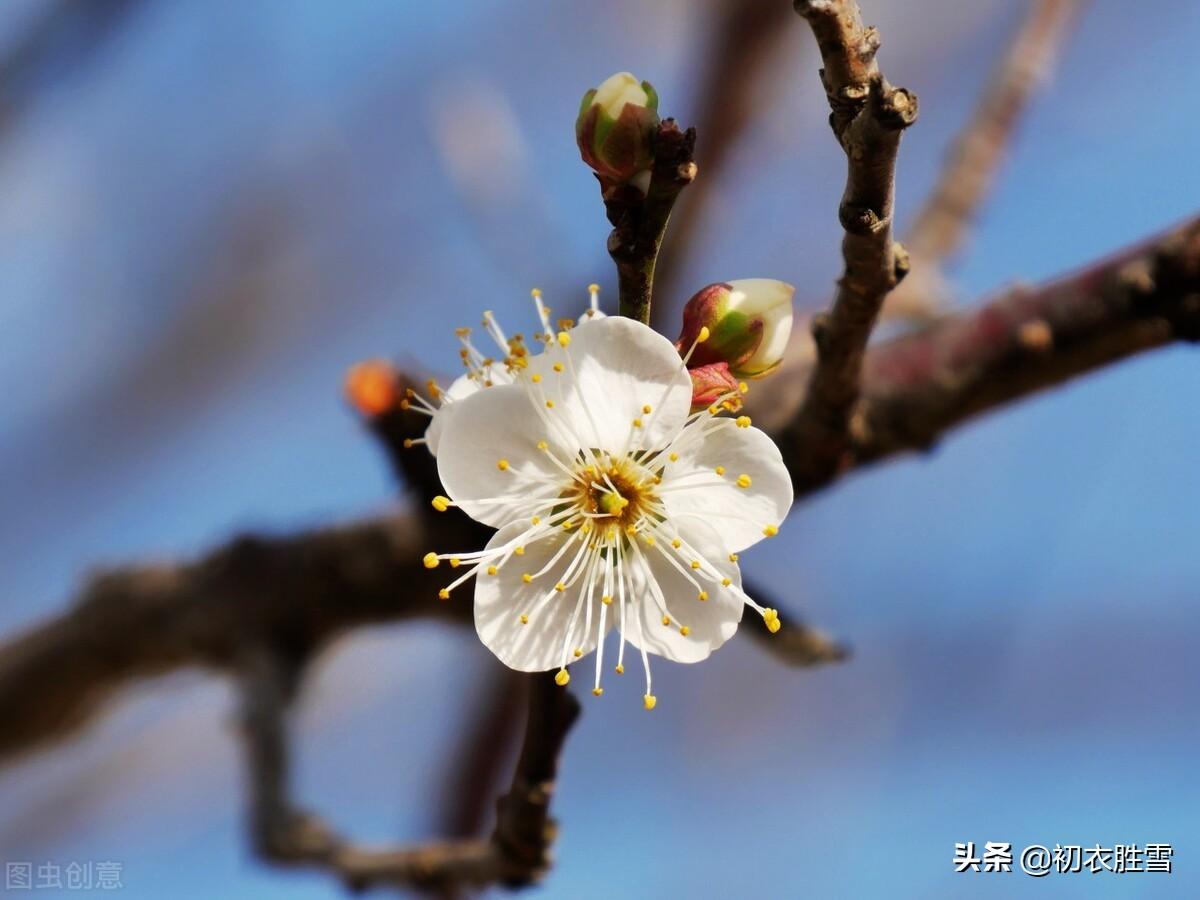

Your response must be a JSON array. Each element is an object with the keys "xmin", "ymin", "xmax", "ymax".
[
  {"xmin": 537, "ymin": 440, "xmax": 548, "ymax": 450},
  {"xmin": 531, "ymin": 373, "xmax": 542, "ymax": 383},
  {"xmin": 642, "ymin": 404, "xmax": 652, "ymax": 414},
  {"xmin": 632, "ymin": 418, "xmax": 643, "ymax": 428},
  {"xmin": 487, "ymin": 565, "xmax": 498, "ymax": 576},
  {"xmin": 497, "ymin": 458, "xmax": 510, "ymax": 471},
  {"xmin": 661, "ymin": 616, "xmax": 671, "ymax": 626},
  {"xmin": 557, "ymin": 331, "xmax": 571, "ymax": 347},
  {"xmin": 697, "ymin": 326, "xmax": 710, "ymax": 342},
  {"xmin": 522, "ymin": 573, "xmax": 532, "ymax": 584},
  {"xmin": 553, "ymin": 363, "xmax": 564, "ymax": 373},
  {"xmin": 573, "ymin": 647, "xmax": 583, "ymax": 658},
  {"xmin": 615, "ymin": 664, "xmax": 625, "ymax": 675},
  {"xmin": 530, "ymin": 288, "xmax": 542, "ymax": 298},
  {"xmin": 515, "ymin": 546, "xmax": 525, "ymax": 555},
  {"xmin": 697, "ymin": 591, "xmax": 708, "ymax": 601},
  {"xmin": 546, "ymin": 399, "xmax": 555, "ymax": 408},
  {"xmin": 737, "ymin": 474, "xmax": 752, "ymax": 489},
  {"xmin": 728, "ymin": 552, "xmax": 739, "ymax": 562},
  {"xmin": 438, "ymin": 588, "xmax": 450, "ymax": 600},
  {"xmin": 690, "ymin": 560, "xmax": 701, "ymax": 570},
  {"xmin": 671, "ymin": 539, "xmax": 682, "ymax": 549},
  {"xmin": 519, "ymin": 614, "xmax": 529, "ymax": 624},
  {"xmin": 423, "ymin": 553, "xmax": 439, "ymax": 569},
  {"xmin": 431, "ymin": 495, "xmax": 450, "ymax": 512},
  {"xmin": 643, "ymin": 694, "xmax": 657, "ymax": 710},
  {"xmin": 739, "ymin": 381, "xmax": 749, "ymax": 394},
  {"xmin": 555, "ymin": 582, "xmax": 566, "ymax": 592},
  {"xmin": 602, "ymin": 595, "xmax": 613, "ymax": 605},
  {"xmin": 669, "ymin": 452, "xmax": 679, "ymax": 462},
  {"xmin": 555, "ymin": 669, "xmax": 570, "ymax": 686},
  {"xmin": 721, "ymin": 577, "xmax": 732, "ymax": 587},
  {"xmin": 449, "ymin": 557, "xmax": 461, "ymax": 569},
  {"xmin": 736, "ymin": 415, "xmax": 752, "ymax": 428},
  {"xmin": 592, "ymin": 687, "xmax": 603, "ymax": 697},
  {"xmin": 715, "ymin": 465, "xmax": 725, "ymax": 476},
  {"xmin": 763, "ymin": 524, "xmax": 779, "ymax": 537},
  {"xmin": 680, "ymin": 625, "xmax": 690, "ymax": 636}
]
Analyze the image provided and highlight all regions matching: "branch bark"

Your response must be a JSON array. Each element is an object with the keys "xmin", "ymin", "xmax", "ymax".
[
  {"xmin": 239, "ymin": 653, "xmax": 579, "ymax": 893},
  {"xmin": 786, "ymin": 0, "xmax": 918, "ymax": 488},
  {"xmin": 605, "ymin": 119, "xmax": 698, "ymax": 323},
  {"xmin": 777, "ymin": 214, "xmax": 1200, "ymax": 493}
]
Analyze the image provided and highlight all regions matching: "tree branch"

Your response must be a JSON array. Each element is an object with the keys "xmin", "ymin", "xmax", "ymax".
[
  {"xmin": 605, "ymin": 119, "xmax": 698, "ymax": 323},
  {"xmin": 5, "ymin": 214, "xmax": 1196, "ymax": 765},
  {"xmin": 786, "ymin": 0, "xmax": 918, "ymax": 488},
  {"xmin": 779, "ymin": 214, "xmax": 1200, "ymax": 493},
  {"xmin": 238, "ymin": 650, "xmax": 579, "ymax": 893}
]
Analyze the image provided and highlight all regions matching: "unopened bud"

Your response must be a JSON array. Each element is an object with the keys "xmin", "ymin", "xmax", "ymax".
[
  {"xmin": 676, "ymin": 279, "xmax": 795, "ymax": 379},
  {"xmin": 575, "ymin": 72, "xmax": 659, "ymax": 185},
  {"xmin": 687, "ymin": 361, "xmax": 740, "ymax": 411},
  {"xmin": 345, "ymin": 359, "xmax": 399, "ymax": 417}
]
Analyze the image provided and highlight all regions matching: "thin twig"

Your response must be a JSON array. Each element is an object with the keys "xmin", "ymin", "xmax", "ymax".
[
  {"xmin": 785, "ymin": 0, "xmax": 918, "ymax": 488},
  {"xmin": 605, "ymin": 119, "xmax": 698, "ymax": 323},
  {"xmin": 239, "ymin": 651, "xmax": 579, "ymax": 893}
]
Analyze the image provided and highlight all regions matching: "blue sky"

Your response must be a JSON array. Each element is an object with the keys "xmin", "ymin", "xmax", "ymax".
[{"xmin": 0, "ymin": 1, "xmax": 1197, "ymax": 897}]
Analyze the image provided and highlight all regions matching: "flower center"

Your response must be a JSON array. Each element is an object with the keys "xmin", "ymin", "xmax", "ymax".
[{"xmin": 568, "ymin": 455, "xmax": 657, "ymax": 533}]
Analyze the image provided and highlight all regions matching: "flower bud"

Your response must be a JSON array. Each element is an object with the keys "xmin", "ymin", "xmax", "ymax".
[
  {"xmin": 345, "ymin": 359, "xmax": 400, "ymax": 417},
  {"xmin": 575, "ymin": 72, "xmax": 659, "ymax": 185},
  {"xmin": 687, "ymin": 361, "xmax": 740, "ymax": 411},
  {"xmin": 676, "ymin": 279, "xmax": 795, "ymax": 379}
]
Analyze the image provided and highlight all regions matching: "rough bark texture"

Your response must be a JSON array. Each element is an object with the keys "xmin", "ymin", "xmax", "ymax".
[{"xmin": 785, "ymin": 0, "xmax": 918, "ymax": 489}]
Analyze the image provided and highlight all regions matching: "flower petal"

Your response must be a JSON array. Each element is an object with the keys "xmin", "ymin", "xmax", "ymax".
[
  {"xmin": 425, "ymin": 372, "xmax": 487, "ymax": 456},
  {"xmin": 435, "ymin": 383, "xmax": 563, "ymax": 528},
  {"xmin": 625, "ymin": 519, "xmax": 743, "ymax": 663},
  {"xmin": 475, "ymin": 522, "xmax": 610, "ymax": 672},
  {"xmin": 660, "ymin": 417, "xmax": 793, "ymax": 553},
  {"xmin": 525, "ymin": 316, "xmax": 692, "ymax": 453}
]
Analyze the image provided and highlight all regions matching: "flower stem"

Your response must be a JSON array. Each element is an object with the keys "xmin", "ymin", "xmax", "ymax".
[{"xmin": 605, "ymin": 119, "xmax": 697, "ymax": 324}]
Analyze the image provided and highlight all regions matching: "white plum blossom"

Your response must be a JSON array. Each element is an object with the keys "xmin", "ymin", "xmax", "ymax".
[
  {"xmin": 424, "ymin": 311, "xmax": 793, "ymax": 708},
  {"xmin": 407, "ymin": 285, "xmax": 605, "ymax": 454}
]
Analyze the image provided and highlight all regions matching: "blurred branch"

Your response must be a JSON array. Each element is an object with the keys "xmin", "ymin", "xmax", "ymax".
[
  {"xmin": 784, "ymin": 0, "xmax": 918, "ymax": 490},
  {"xmin": 240, "ymin": 649, "xmax": 579, "ymax": 893},
  {"xmin": 605, "ymin": 119, "xmax": 698, "ymax": 323},
  {"xmin": 0, "ymin": 0, "xmax": 144, "ymax": 138},
  {"xmin": 888, "ymin": 0, "xmax": 1086, "ymax": 319},
  {"xmin": 907, "ymin": 0, "xmax": 1083, "ymax": 265}
]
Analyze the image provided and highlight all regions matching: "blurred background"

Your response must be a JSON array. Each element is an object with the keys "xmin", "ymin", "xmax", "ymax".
[{"xmin": 1, "ymin": 0, "xmax": 1198, "ymax": 897}]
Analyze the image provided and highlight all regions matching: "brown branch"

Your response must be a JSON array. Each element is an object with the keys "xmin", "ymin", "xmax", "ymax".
[
  {"xmin": 781, "ymin": 214, "xmax": 1200, "ymax": 494},
  {"xmin": 605, "ymin": 119, "xmax": 698, "ymax": 323},
  {"xmin": 239, "ymin": 649, "xmax": 579, "ymax": 893},
  {"xmin": 786, "ymin": 0, "xmax": 918, "ymax": 489},
  {"xmin": 5, "ymin": 214, "xmax": 1198, "ymax": 765}
]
